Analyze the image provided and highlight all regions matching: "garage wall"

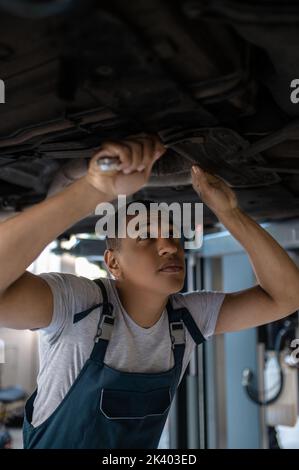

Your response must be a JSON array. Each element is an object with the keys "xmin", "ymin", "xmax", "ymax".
[{"xmin": 222, "ymin": 253, "xmax": 261, "ymax": 449}]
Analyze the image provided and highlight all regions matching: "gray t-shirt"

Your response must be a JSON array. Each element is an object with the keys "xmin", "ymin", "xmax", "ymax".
[{"xmin": 31, "ymin": 273, "xmax": 225, "ymax": 427}]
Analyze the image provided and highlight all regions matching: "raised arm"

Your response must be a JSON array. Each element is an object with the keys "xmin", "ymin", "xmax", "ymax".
[
  {"xmin": 191, "ymin": 165, "xmax": 299, "ymax": 334},
  {"xmin": 0, "ymin": 135, "xmax": 165, "ymax": 330}
]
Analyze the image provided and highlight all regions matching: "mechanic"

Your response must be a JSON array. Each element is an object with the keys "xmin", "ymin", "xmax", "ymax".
[{"xmin": 0, "ymin": 135, "xmax": 299, "ymax": 449}]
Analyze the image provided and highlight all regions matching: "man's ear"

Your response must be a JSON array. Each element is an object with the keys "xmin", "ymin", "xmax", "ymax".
[{"xmin": 104, "ymin": 249, "xmax": 122, "ymax": 279}]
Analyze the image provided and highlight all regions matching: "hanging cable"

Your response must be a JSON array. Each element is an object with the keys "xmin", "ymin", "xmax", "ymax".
[{"xmin": 241, "ymin": 321, "xmax": 295, "ymax": 407}]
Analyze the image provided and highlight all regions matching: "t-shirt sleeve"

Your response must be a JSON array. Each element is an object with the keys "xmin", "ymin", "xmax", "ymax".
[
  {"xmin": 38, "ymin": 272, "xmax": 102, "ymax": 343},
  {"xmin": 179, "ymin": 290, "xmax": 226, "ymax": 340}
]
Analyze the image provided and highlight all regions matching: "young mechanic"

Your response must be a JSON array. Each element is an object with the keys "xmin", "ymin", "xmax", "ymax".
[{"xmin": 0, "ymin": 135, "xmax": 299, "ymax": 449}]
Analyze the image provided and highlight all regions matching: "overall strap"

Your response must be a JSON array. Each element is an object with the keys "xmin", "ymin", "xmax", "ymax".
[
  {"xmin": 73, "ymin": 303, "xmax": 103, "ymax": 324},
  {"xmin": 180, "ymin": 308, "xmax": 206, "ymax": 346},
  {"xmin": 166, "ymin": 300, "xmax": 186, "ymax": 386},
  {"xmin": 90, "ymin": 278, "xmax": 115, "ymax": 363},
  {"xmin": 73, "ymin": 278, "xmax": 110, "ymax": 324},
  {"xmin": 166, "ymin": 298, "xmax": 206, "ymax": 385},
  {"xmin": 93, "ymin": 278, "xmax": 108, "ymax": 304}
]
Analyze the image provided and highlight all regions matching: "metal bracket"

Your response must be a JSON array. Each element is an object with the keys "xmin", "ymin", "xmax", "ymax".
[
  {"xmin": 95, "ymin": 313, "xmax": 115, "ymax": 342},
  {"xmin": 170, "ymin": 321, "xmax": 185, "ymax": 347}
]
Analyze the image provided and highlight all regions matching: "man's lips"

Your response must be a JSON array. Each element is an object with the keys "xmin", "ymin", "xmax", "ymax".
[{"xmin": 158, "ymin": 264, "xmax": 184, "ymax": 273}]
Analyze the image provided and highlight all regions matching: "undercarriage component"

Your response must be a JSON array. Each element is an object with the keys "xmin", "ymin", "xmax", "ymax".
[
  {"xmin": 1, "ymin": 1, "xmax": 299, "ymax": 228},
  {"xmin": 157, "ymin": 128, "xmax": 280, "ymax": 188}
]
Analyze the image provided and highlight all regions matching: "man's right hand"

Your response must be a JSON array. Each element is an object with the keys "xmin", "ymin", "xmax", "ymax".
[
  {"xmin": 0, "ymin": 134, "xmax": 165, "ymax": 331},
  {"xmin": 86, "ymin": 134, "xmax": 166, "ymax": 200}
]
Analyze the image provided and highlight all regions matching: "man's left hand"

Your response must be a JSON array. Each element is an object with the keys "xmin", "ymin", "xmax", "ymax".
[{"xmin": 191, "ymin": 165, "xmax": 238, "ymax": 216}]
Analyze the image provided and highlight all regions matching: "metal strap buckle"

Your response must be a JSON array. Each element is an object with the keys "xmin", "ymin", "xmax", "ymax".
[
  {"xmin": 170, "ymin": 321, "xmax": 185, "ymax": 347},
  {"xmin": 95, "ymin": 314, "xmax": 115, "ymax": 342}
]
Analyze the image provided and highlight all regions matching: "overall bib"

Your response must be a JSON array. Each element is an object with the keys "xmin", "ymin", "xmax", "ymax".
[{"xmin": 23, "ymin": 279, "xmax": 205, "ymax": 449}]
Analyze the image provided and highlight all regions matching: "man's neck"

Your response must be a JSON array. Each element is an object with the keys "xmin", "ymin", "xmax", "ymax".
[{"xmin": 115, "ymin": 280, "xmax": 168, "ymax": 328}]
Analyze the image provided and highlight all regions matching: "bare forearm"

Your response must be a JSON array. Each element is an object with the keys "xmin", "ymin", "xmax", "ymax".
[
  {"xmin": 217, "ymin": 207, "xmax": 299, "ymax": 309},
  {"xmin": 0, "ymin": 176, "xmax": 107, "ymax": 292}
]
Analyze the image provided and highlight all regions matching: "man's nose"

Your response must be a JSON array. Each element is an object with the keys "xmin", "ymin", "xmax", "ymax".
[{"xmin": 157, "ymin": 237, "xmax": 178, "ymax": 256}]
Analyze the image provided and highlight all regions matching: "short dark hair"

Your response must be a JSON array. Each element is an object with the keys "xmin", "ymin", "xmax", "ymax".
[{"xmin": 105, "ymin": 199, "xmax": 155, "ymax": 251}]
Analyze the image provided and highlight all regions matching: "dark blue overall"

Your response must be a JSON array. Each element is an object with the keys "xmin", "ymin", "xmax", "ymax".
[{"xmin": 23, "ymin": 279, "xmax": 205, "ymax": 449}]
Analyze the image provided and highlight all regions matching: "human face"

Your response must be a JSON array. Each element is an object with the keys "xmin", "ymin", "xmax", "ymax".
[{"xmin": 117, "ymin": 215, "xmax": 186, "ymax": 295}]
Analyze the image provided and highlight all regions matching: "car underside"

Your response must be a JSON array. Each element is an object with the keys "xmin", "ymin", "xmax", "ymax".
[{"xmin": 1, "ymin": 0, "xmax": 299, "ymax": 234}]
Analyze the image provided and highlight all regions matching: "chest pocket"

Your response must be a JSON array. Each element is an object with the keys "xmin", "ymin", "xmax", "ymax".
[{"xmin": 100, "ymin": 387, "xmax": 171, "ymax": 420}]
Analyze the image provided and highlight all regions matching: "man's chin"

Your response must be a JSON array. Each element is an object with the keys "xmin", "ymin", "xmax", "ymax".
[{"xmin": 162, "ymin": 278, "xmax": 185, "ymax": 295}]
